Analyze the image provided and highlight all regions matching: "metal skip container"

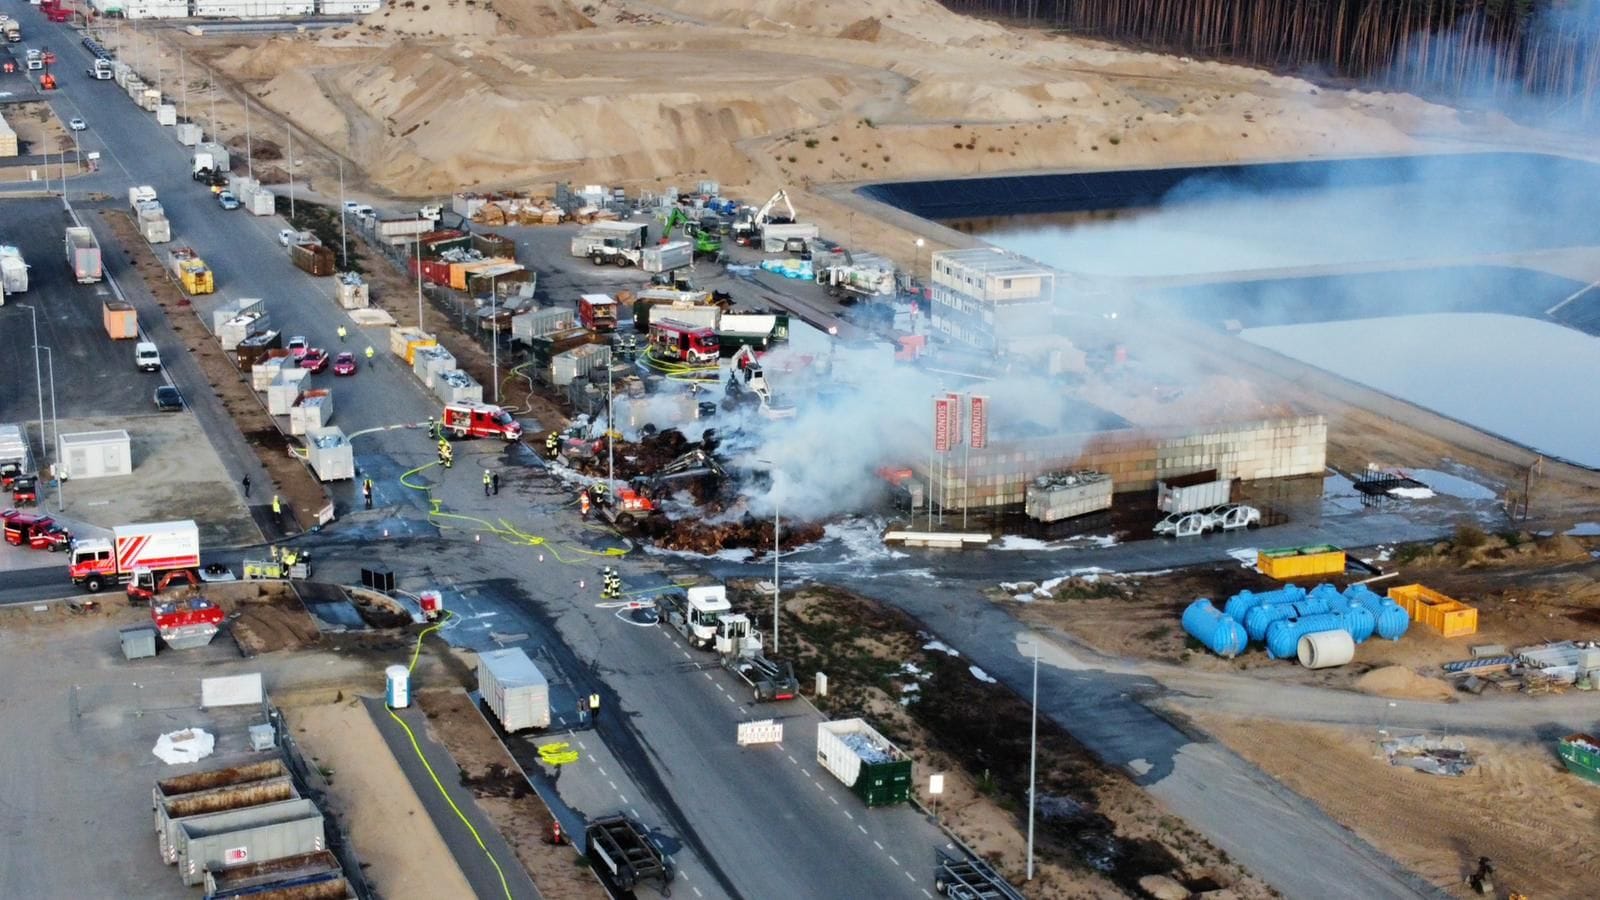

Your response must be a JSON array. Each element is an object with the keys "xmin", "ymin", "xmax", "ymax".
[
  {"xmin": 477, "ymin": 648, "xmax": 550, "ymax": 732},
  {"xmin": 305, "ymin": 426, "xmax": 354, "ymax": 482},
  {"xmin": 176, "ymin": 798, "xmax": 325, "ymax": 886},
  {"xmin": 1024, "ymin": 471, "xmax": 1113, "ymax": 523},
  {"xmin": 156, "ymin": 776, "xmax": 299, "ymax": 864},
  {"xmin": 816, "ymin": 719, "xmax": 913, "ymax": 806}
]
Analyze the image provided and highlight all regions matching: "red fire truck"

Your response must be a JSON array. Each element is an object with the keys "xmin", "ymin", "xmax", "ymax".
[
  {"xmin": 441, "ymin": 401, "xmax": 524, "ymax": 441},
  {"xmin": 579, "ymin": 294, "xmax": 618, "ymax": 333},
  {"xmin": 68, "ymin": 519, "xmax": 200, "ymax": 593},
  {"xmin": 648, "ymin": 318, "xmax": 719, "ymax": 364}
]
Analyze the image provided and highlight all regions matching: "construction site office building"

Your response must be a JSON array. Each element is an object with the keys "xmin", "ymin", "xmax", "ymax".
[{"xmin": 929, "ymin": 247, "xmax": 1056, "ymax": 352}]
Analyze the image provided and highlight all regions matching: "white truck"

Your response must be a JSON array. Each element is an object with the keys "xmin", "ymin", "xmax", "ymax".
[
  {"xmin": 714, "ymin": 614, "xmax": 799, "ymax": 702},
  {"xmin": 570, "ymin": 221, "xmax": 647, "ymax": 267},
  {"xmin": 87, "ymin": 58, "xmax": 112, "ymax": 80},
  {"xmin": 67, "ymin": 519, "xmax": 200, "ymax": 593},
  {"xmin": 656, "ymin": 584, "xmax": 732, "ymax": 650},
  {"xmin": 64, "ymin": 226, "xmax": 102, "ymax": 284},
  {"xmin": 0, "ymin": 245, "xmax": 29, "ymax": 294},
  {"xmin": 815, "ymin": 261, "xmax": 895, "ymax": 299},
  {"xmin": 128, "ymin": 185, "xmax": 158, "ymax": 211},
  {"xmin": 191, "ymin": 142, "xmax": 230, "ymax": 180}
]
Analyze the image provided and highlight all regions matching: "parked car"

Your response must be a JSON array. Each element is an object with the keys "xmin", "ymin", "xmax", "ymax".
[
  {"xmin": 217, "ymin": 191, "xmax": 240, "ymax": 210},
  {"xmin": 299, "ymin": 348, "xmax": 329, "ymax": 373},
  {"xmin": 154, "ymin": 385, "xmax": 183, "ymax": 411},
  {"xmin": 287, "ymin": 335, "xmax": 308, "ymax": 358},
  {"xmin": 277, "ymin": 228, "xmax": 298, "ymax": 247},
  {"xmin": 332, "ymin": 351, "xmax": 357, "ymax": 376},
  {"xmin": 2, "ymin": 510, "xmax": 72, "ymax": 551},
  {"xmin": 67, "ymin": 116, "xmax": 86, "ymax": 131},
  {"xmin": 135, "ymin": 342, "xmax": 161, "ymax": 372}
]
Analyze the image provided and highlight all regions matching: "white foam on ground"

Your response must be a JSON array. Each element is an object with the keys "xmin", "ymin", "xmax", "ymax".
[
  {"xmin": 994, "ymin": 534, "xmax": 1120, "ymax": 552},
  {"xmin": 828, "ymin": 517, "xmax": 908, "ymax": 561},
  {"xmin": 153, "ymin": 728, "xmax": 215, "ymax": 765},
  {"xmin": 1388, "ymin": 486, "xmax": 1437, "ymax": 500},
  {"xmin": 1406, "ymin": 468, "xmax": 1497, "ymax": 501},
  {"xmin": 923, "ymin": 640, "xmax": 960, "ymax": 657},
  {"xmin": 969, "ymin": 665, "xmax": 998, "ymax": 684},
  {"xmin": 1568, "ymin": 522, "xmax": 1600, "ymax": 536},
  {"xmin": 1228, "ymin": 548, "xmax": 1260, "ymax": 568}
]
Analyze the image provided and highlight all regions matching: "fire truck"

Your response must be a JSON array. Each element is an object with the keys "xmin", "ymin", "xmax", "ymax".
[
  {"xmin": 648, "ymin": 318, "xmax": 719, "ymax": 364},
  {"xmin": 68, "ymin": 519, "xmax": 200, "ymax": 593},
  {"xmin": 441, "ymin": 402, "xmax": 523, "ymax": 441},
  {"xmin": 578, "ymin": 293, "xmax": 618, "ymax": 333}
]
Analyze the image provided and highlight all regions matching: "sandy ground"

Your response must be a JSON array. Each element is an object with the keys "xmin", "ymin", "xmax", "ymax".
[
  {"xmin": 413, "ymin": 689, "xmax": 607, "ymax": 899},
  {"xmin": 285, "ymin": 700, "xmax": 476, "ymax": 900},
  {"xmin": 2, "ymin": 101, "xmax": 75, "ymax": 156},
  {"xmin": 208, "ymin": 581, "xmax": 324, "ymax": 656},
  {"xmin": 1014, "ymin": 533, "xmax": 1600, "ymax": 695},
  {"xmin": 1193, "ymin": 714, "xmax": 1600, "ymax": 899}
]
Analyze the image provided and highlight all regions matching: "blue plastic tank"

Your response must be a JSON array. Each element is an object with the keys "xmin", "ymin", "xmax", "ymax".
[
  {"xmin": 1373, "ymin": 600, "xmax": 1411, "ymax": 640},
  {"xmin": 1321, "ymin": 595, "xmax": 1376, "ymax": 643},
  {"xmin": 1224, "ymin": 584, "xmax": 1306, "ymax": 623},
  {"xmin": 1266, "ymin": 612, "xmax": 1347, "ymax": 659},
  {"xmin": 1182, "ymin": 598, "xmax": 1249, "ymax": 658},
  {"xmin": 1245, "ymin": 596, "xmax": 1332, "ymax": 642}
]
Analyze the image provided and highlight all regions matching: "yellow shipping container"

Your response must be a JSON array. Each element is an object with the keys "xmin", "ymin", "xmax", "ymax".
[
  {"xmin": 177, "ymin": 260, "xmax": 214, "ymax": 295},
  {"xmin": 1258, "ymin": 545, "xmax": 1346, "ymax": 580},
  {"xmin": 1387, "ymin": 584, "xmax": 1478, "ymax": 637},
  {"xmin": 389, "ymin": 326, "xmax": 432, "ymax": 358},
  {"xmin": 404, "ymin": 338, "xmax": 437, "ymax": 365}
]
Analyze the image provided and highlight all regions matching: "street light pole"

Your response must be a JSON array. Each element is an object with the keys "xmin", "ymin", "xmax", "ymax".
[
  {"xmin": 606, "ymin": 356, "xmax": 614, "ymax": 490},
  {"xmin": 773, "ymin": 476, "xmax": 781, "ymax": 655},
  {"xmin": 337, "ymin": 158, "xmax": 347, "ymax": 268},
  {"xmin": 40, "ymin": 347, "xmax": 59, "ymax": 511},
  {"xmin": 1027, "ymin": 640, "xmax": 1038, "ymax": 881},
  {"xmin": 415, "ymin": 233, "xmax": 424, "ymax": 329},
  {"xmin": 287, "ymin": 125, "xmax": 294, "ymax": 222},
  {"xmin": 490, "ymin": 275, "xmax": 498, "ymax": 404},
  {"xmin": 25, "ymin": 307, "xmax": 44, "ymax": 483}
]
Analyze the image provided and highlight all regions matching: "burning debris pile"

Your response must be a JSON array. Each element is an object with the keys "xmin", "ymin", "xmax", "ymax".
[
  {"xmin": 571, "ymin": 428, "xmax": 706, "ymax": 482},
  {"xmin": 637, "ymin": 511, "xmax": 824, "ymax": 556}
]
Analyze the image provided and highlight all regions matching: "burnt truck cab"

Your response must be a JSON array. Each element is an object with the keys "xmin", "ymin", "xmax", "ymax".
[{"xmin": 441, "ymin": 402, "xmax": 523, "ymax": 441}]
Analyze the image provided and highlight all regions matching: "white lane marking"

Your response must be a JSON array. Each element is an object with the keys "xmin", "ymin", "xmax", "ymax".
[
  {"xmin": 906, "ymin": 872, "xmax": 917, "ymax": 883},
  {"xmin": 842, "ymin": 810, "xmax": 853, "ymax": 820},
  {"xmin": 873, "ymin": 841, "xmax": 884, "ymax": 850},
  {"xmin": 693, "ymin": 889, "xmax": 703, "ymax": 898},
  {"xmin": 682, "ymin": 650, "xmax": 691, "ymax": 658},
  {"xmin": 578, "ymin": 741, "xmax": 588, "ymax": 751},
  {"xmin": 787, "ymin": 755, "xmax": 798, "ymax": 765},
  {"xmin": 857, "ymin": 824, "xmax": 867, "ymax": 834},
  {"xmin": 923, "ymin": 890, "xmax": 933, "ymax": 898},
  {"xmin": 703, "ymin": 672, "xmax": 713, "ymax": 680},
  {"xmin": 631, "ymin": 808, "xmax": 640, "ymax": 818},
  {"xmin": 800, "ymin": 768, "xmax": 811, "ymax": 777},
  {"xmin": 618, "ymin": 794, "xmax": 629, "ymax": 805},
  {"xmin": 889, "ymin": 855, "xmax": 900, "ymax": 866},
  {"xmin": 828, "ymin": 796, "xmax": 838, "ymax": 805},
  {"xmin": 607, "ymin": 780, "xmax": 617, "ymax": 790}
]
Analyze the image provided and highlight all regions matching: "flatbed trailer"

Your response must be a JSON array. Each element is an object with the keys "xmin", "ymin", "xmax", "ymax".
[
  {"xmin": 585, "ymin": 814, "xmax": 673, "ymax": 894},
  {"xmin": 934, "ymin": 850, "xmax": 1026, "ymax": 900}
]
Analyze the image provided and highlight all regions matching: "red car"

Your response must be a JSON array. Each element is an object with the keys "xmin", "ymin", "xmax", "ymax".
[
  {"xmin": 299, "ymin": 348, "xmax": 330, "ymax": 373},
  {"xmin": 332, "ymin": 351, "xmax": 357, "ymax": 376},
  {"xmin": 2, "ymin": 510, "xmax": 72, "ymax": 552}
]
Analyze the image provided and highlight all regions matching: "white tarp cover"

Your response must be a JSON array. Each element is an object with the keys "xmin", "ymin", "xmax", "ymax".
[
  {"xmin": 201, "ymin": 672, "xmax": 264, "ymax": 708},
  {"xmin": 153, "ymin": 728, "xmax": 215, "ymax": 765}
]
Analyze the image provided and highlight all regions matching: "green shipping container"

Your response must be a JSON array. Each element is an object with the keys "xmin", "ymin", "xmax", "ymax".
[
  {"xmin": 854, "ymin": 758, "xmax": 913, "ymax": 807},
  {"xmin": 817, "ymin": 719, "xmax": 913, "ymax": 807},
  {"xmin": 1559, "ymin": 734, "xmax": 1600, "ymax": 784}
]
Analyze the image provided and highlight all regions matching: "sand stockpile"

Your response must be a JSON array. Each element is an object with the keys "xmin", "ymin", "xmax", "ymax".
[
  {"xmin": 1355, "ymin": 665, "xmax": 1455, "ymax": 701},
  {"xmin": 175, "ymin": 0, "xmax": 1496, "ymax": 220}
]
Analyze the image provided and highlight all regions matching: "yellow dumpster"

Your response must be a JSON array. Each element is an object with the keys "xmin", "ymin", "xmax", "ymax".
[
  {"xmin": 1387, "ymin": 584, "xmax": 1478, "ymax": 637},
  {"xmin": 1258, "ymin": 545, "xmax": 1346, "ymax": 580}
]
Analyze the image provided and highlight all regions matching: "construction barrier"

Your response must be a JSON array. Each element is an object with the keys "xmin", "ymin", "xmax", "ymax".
[
  {"xmin": 736, "ymin": 719, "xmax": 784, "ymax": 746},
  {"xmin": 1258, "ymin": 545, "xmax": 1346, "ymax": 580},
  {"xmin": 1388, "ymin": 583, "xmax": 1478, "ymax": 637}
]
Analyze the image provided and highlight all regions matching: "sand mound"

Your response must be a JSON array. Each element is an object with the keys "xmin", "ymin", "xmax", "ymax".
[
  {"xmin": 361, "ymin": 0, "xmax": 593, "ymax": 39},
  {"xmin": 839, "ymin": 17, "xmax": 881, "ymax": 42},
  {"xmin": 1355, "ymin": 666, "xmax": 1455, "ymax": 701},
  {"xmin": 653, "ymin": 0, "xmax": 1001, "ymax": 43}
]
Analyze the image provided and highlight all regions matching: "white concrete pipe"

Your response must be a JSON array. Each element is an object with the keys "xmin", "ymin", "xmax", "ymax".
[{"xmin": 1297, "ymin": 629, "xmax": 1356, "ymax": 669}]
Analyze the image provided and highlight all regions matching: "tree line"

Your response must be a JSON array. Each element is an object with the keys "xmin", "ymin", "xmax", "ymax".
[{"xmin": 943, "ymin": 0, "xmax": 1600, "ymax": 123}]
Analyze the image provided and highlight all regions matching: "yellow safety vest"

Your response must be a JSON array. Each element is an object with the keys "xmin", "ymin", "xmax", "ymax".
[{"xmin": 589, "ymin": 693, "xmax": 600, "ymax": 710}]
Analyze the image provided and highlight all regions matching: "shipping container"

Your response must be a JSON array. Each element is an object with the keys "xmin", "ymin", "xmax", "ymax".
[
  {"xmin": 317, "ymin": 0, "xmax": 380, "ymax": 11},
  {"xmin": 102, "ymin": 301, "xmax": 137, "ymax": 339},
  {"xmin": 153, "ymin": 760, "xmax": 289, "ymax": 810},
  {"xmin": 407, "ymin": 256, "xmax": 454, "ymax": 288},
  {"xmin": 305, "ymin": 426, "xmax": 353, "ymax": 481},
  {"xmin": 235, "ymin": 331, "xmax": 283, "ymax": 370},
  {"xmin": 211, "ymin": 297, "xmax": 266, "ymax": 335},
  {"xmin": 289, "ymin": 242, "xmax": 334, "ymax": 277},
  {"xmin": 175, "ymin": 122, "xmax": 203, "ymax": 146},
  {"xmin": 478, "ymin": 648, "xmax": 550, "ymax": 731},
  {"xmin": 0, "ymin": 423, "xmax": 33, "ymax": 478},
  {"xmin": 449, "ymin": 257, "xmax": 513, "ymax": 291},
  {"xmin": 511, "ymin": 306, "xmax": 576, "ymax": 344},
  {"xmin": 266, "ymin": 368, "xmax": 310, "ymax": 415},
  {"xmin": 251, "ymin": 354, "xmax": 289, "ymax": 391},
  {"xmin": 470, "ymin": 231, "xmax": 515, "ymax": 259},
  {"xmin": 156, "ymin": 776, "xmax": 298, "ymax": 864},
  {"xmin": 1024, "ymin": 471, "xmax": 1113, "ymax": 523},
  {"xmin": 550, "ymin": 344, "xmax": 611, "ymax": 387},
  {"xmin": 140, "ymin": 213, "xmax": 171, "ymax": 244},
  {"xmin": 1387, "ymin": 584, "xmax": 1478, "ymax": 637},
  {"xmin": 0, "ymin": 113, "xmax": 16, "ymax": 158},
  {"xmin": 432, "ymin": 369, "xmax": 482, "ymax": 405},
  {"xmin": 641, "ymin": 241, "xmax": 692, "ymax": 273},
  {"xmin": 156, "ymin": 104, "xmax": 177, "ymax": 126},
  {"xmin": 335, "ymin": 273, "xmax": 369, "ymax": 309},
  {"xmin": 816, "ymin": 719, "xmax": 912, "ymax": 806},
  {"xmin": 1156, "ymin": 469, "xmax": 1233, "ymax": 514},
  {"xmin": 411, "ymin": 346, "xmax": 456, "ymax": 384},
  {"xmin": 175, "ymin": 798, "xmax": 325, "ymax": 886},
  {"xmin": 375, "ymin": 216, "xmax": 432, "ymax": 241},
  {"xmin": 387, "ymin": 326, "xmax": 433, "ymax": 358},
  {"xmin": 1258, "ymin": 545, "xmax": 1347, "ymax": 580},
  {"xmin": 219, "ymin": 312, "xmax": 268, "ymax": 351},
  {"xmin": 417, "ymin": 229, "xmax": 471, "ymax": 259},
  {"xmin": 243, "ymin": 185, "xmax": 275, "ymax": 217},
  {"xmin": 64, "ymin": 226, "xmax": 103, "ymax": 284},
  {"xmin": 289, "ymin": 390, "xmax": 334, "ymax": 436}
]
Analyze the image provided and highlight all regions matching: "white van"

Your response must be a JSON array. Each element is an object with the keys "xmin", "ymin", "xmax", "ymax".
[{"xmin": 135, "ymin": 342, "xmax": 161, "ymax": 372}]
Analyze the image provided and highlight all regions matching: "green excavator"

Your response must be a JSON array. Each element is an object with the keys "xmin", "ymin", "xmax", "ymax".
[{"xmin": 661, "ymin": 206, "xmax": 723, "ymax": 259}]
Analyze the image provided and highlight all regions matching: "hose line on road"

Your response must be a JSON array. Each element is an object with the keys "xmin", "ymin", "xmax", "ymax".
[
  {"xmin": 398, "ymin": 459, "xmax": 627, "ymax": 564},
  {"xmin": 386, "ymin": 610, "xmax": 515, "ymax": 900}
]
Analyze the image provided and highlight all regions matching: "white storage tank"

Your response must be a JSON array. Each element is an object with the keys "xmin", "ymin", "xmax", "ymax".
[
  {"xmin": 477, "ymin": 648, "xmax": 549, "ymax": 732},
  {"xmin": 58, "ymin": 430, "xmax": 132, "ymax": 480},
  {"xmin": 385, "ymin": 665, "xmax": 409, "ymax": 709}
]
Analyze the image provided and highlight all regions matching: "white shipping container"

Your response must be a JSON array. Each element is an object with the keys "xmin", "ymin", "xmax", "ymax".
[
  {"xmin": 212, "ymin": 297, "xmax": 266, "ymax": 334},
  {"xmin": 156, "ymin": 104, "xmax": 177, "ymax": 126},
  {"xmin": 266, "ymin": 368, "xmax": 310, "ymax": 415},
  {"xmin": 141, "ymin": 214, "xmax": 171, "ymax": 244},
  {"xmin": 432, "ymin": 369, "xmax": 482, "ymax": 405},
  {"xmin": 1025, "ymin": 471, "xmax": 1113, "ymax": 523},
  {"xmin": 244, "ymin": 186, "xmax": 275, "ymax": 216},
  {"xmin": 288, "ymin": 391, "xmax": 333, "ymax": 436},
  {"xmin": 251, "ymin": 356, "xmax": 287, "ymax": 391},
  {"xmin": 175, "ymin": 122, "xmax": 204, "ymax": 146},
  {"xmin": 477, "ymin": 648, "xmax": 550, "ymax": 731},
  {"xmin": 550, "ymin": 344, "xmax": 610, "ymax": 387},
  {"xmin": 0, "ymin": 423, "xmax": 33, "ymax": 474},
  {"xmin": 1157, "ymin": 474, "xmax": 1234, "ymax": 514},
  {"xmin": 219, "ymin": 312, "xmax": 266, "ymax": 350},
  {"xmin": 641, "ymin": 240, "xmax": 692, "ymax": 273},
  {"xmin": 412, "ymin": 346, "xmax": 456, "ymax": 383},
  {"xmin": 305, "ymin": 426, "xmax": 353, "ymax": 481},
  {"xmin": 335, "ymin": 274, "xmax": 368, "ymax": 309},
  {"xmin": 318, "ymin": 0, "xmax": 381, "ymax": 11},
  {"xmin": 815, "ymin": 719, "xmax": 906, "ymax": 790}
]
